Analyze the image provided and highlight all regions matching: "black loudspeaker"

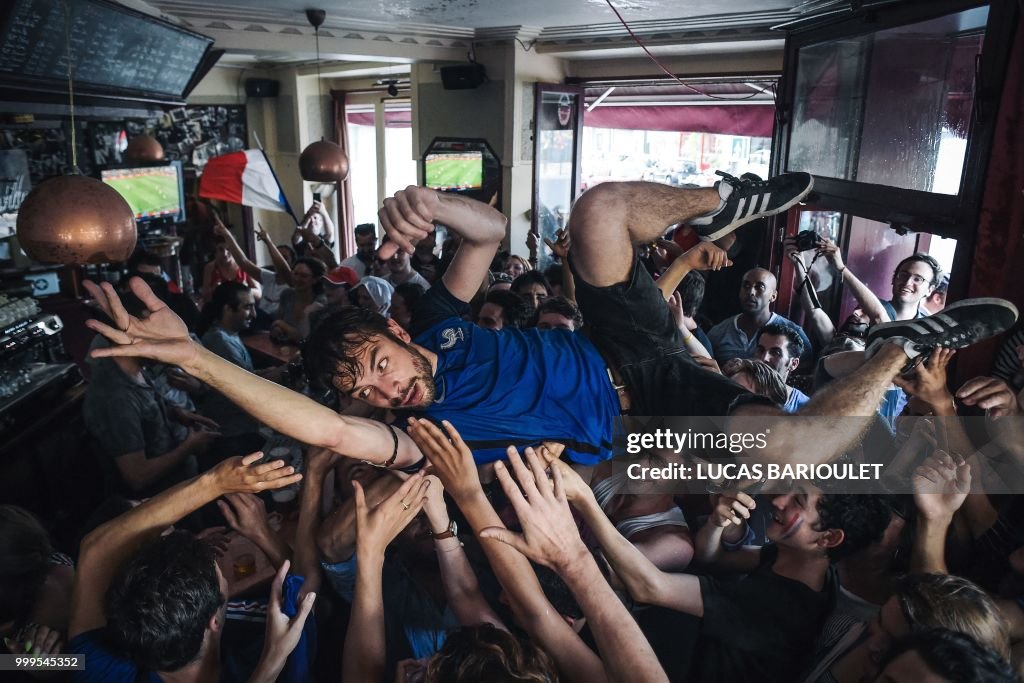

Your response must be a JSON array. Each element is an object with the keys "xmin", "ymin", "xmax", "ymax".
[
  {"xmin": 245, "ymin": 78, "xmax": 280, "ymax": 97},
  {"xmin": 440, "ymin": 64, "xmax": 486, "ymax": 90}
]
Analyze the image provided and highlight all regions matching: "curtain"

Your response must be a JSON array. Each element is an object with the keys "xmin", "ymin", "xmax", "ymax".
[
  {"xmin": 957, "ymin": 15, "xmax": 1024, "ymax": 384},
  {"xmin": 332, "ymin": 90, "xmax": 356, "ymax": 260}
]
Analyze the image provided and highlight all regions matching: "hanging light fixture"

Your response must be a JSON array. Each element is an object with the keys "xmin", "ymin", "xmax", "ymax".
[
  {"xmin": 17, "ymin": 1, "xmax": 135, "ymax": 264},
  {"xmin": 298, "ymin": 8, "xmax": 349, "ymax": 184},
  {"xmin": 125, "ymin": 134, "xmax": 165, "ymax": 162}
]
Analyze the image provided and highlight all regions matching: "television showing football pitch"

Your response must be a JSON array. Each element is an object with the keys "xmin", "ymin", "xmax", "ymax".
[
  {"xmin": 101, "ymin": 165, "xmax": 183, "ymax": 220},
  {"xmin": 425, "ymin": 152, "xmax": 484, "ymax": 191}
]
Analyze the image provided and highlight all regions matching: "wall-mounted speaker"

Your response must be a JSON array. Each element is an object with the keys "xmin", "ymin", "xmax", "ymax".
[
  {"xmin": 245, "ymin": 78, "xmax": 280, "ymax": 98},
  {"xmin": 440, "ymin": 64, "xmax": 486, "ymax": 90}
]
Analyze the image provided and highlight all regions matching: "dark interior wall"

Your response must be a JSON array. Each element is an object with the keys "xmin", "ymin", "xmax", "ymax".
[
  {"xmin": 415, "ymin": 80, "xmax": 505, "ymax": 161},
  {"xmin": 958, "ymin": 15, "xmax": 1024, "ymax": 383}
]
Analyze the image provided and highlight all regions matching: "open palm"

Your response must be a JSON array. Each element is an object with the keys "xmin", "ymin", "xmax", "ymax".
[{"xmin": 84, "ymin": 277, "xmax": 198, "ymax": 368}]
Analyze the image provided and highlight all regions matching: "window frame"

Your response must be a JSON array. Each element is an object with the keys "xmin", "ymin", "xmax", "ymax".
[{"xmin": 771, "ymin": 0, "xmax": 1018, "ymax": 241}]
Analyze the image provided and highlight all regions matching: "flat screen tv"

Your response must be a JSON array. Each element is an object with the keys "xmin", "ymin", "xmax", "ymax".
[
  {"xmin": 101, "ymin": 161, "xmax": 185, "ymax": 223},
  {"xmin": 424, "ymin": 151, "xmax": 484, "ymax": 191}
]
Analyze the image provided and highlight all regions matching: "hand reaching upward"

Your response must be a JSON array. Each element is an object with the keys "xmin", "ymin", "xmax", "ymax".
[{"xmin": 84, "ymin": 277, "xmax": 199, "ymax": 369}]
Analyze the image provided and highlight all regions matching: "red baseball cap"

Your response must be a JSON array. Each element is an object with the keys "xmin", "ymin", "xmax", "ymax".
[{"xmin": 323, "ymin": 266, "xmax": 359, "ymax": 287}]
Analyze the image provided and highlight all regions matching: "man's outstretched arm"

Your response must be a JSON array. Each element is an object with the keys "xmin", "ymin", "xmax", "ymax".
[
  {"xmin": 69, "ymin": 453, "xmax": 302, "ymax": 639},
  {"xmin": 85, "ymin": 278, "xmax": 423, "ymax": 467},
  {"xmin": 377, "ymin": 187, "xmax": 506, "ymax": 303}
]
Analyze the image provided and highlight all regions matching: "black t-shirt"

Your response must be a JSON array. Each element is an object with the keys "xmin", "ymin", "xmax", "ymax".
[{"xmin": 640, "ymin": 546, "xmax": 837, "ymax": 683}]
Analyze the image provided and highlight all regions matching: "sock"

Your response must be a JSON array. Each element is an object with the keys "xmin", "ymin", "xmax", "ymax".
[{"xmin": 689, "ymin": 181, "xmax": 734, "ymax": 225}]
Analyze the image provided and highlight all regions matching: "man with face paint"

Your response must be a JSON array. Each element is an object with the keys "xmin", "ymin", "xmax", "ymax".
[
  {"xmin": 589, "ymin": 484, "xmax": 893, "ymax": 683},
  {"xmin": 707, "ymin": 267, "xmax": 813, "ymax": 366}
]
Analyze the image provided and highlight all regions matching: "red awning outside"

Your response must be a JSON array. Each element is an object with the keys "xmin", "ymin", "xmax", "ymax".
[
  {"xmin": 346, "ymin": 111, "xmax": 412, "ymax": 128},
  {"xmin": 583, "ymin": 104, "xmax": 775, "ymax": 138}
]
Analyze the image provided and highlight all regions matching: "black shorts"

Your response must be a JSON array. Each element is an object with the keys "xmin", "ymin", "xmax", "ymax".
[{"xmin": 570, "ymin": 253, "xmax": 751, "ymax": 416}]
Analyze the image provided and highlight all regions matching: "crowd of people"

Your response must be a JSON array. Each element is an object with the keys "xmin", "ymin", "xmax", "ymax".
[{"xmin": 3, "ymin": 170, "xmax": 1024, "ymax": 683}]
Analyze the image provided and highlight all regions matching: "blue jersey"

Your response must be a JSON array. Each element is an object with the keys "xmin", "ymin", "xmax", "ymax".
[{"xmin": 409, "ymin": 284, "xmax": 620, "ymax": 465}]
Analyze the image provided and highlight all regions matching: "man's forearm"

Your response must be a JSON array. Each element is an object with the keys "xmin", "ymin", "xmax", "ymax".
[
  {"xmin": 560, "ymin": 557, "xmax": 668, "ymax": 683},
  {"xmin": 912, "ymin": 515, "xmax": 951, "ymax": 573},
  {"xmin": 694, "ymin": 522, "xmax": 727, "ymax": 566},
  {"xmin": 841, "ymin": 269, "xmax": 889, "ymax": 322},
  {"xmin": 434, "ymin": 193, "xmax": 506, "ymax": 246},
  {"xmin": 342, "ymin": 554, "xmax": 387, "ymax": 683},
  {"xmin": 455, "ymin": 489, "xmax": 609, "ymax": 683},
  {"xmin": 574, "ymin": 494, "xmax": 669, "ymax": 606},
  {"xmin": 182, "ymin": 344, "xmax": 419, "ymax": 466}
]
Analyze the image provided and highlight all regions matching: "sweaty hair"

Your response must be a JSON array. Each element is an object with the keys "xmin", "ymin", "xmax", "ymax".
[
  {"xmin": 814, "ymin": 494, "xmax": 892, "ymax": 561},
  {"xmin": 0, "ymin": 505, "xmax": 54, "ymax": 624},
  {"xmin": 199, "ymin": 280, "xmax": 251, "ymax": 335},
  {"xmin": 354, "ymin": 223, "xmax": 376, "ymax": 239},
  {"xmin": 483, "ymin": 290, "xmax": 532, "ymax": 329},
  {"xmin": 534, "ymin": 296, "xmax": 583, "ymax": 328},
  {"xmin": 104, "ymin": 531, "xmax": 224, "ymax": 672},
  {"xmin": 721, "ymin": 358, "xmax": 788, "ymax": 406},
  {"xmin": 303, "ymin": 305, "xmax": 401, "ymax": 392},
  {"xmin": 894, "ymin": 253, "xmax": 943, "ymax": 288},
  {"xmin": 895, "ymin": 573, "xmax": 1011, "ymax": 658},
  {"xmin": 426, "ymin": 624, "xmax": 557, "ymax": 683},
  {"xmin": 510, "ymin": 271, "xmax": 551, "ymax": 297},
  {"xmin": 878, "ymin": 629, "xmax": 1017, "ymax": 683},
  {"xmin": 676, "ymin": 270, "xmax": 705, "ymax": 317},
  {"xmin": 756, "ymin": 322, "xmax": 805, "ymax": 360}
]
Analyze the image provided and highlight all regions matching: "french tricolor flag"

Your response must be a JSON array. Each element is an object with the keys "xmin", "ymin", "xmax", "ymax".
[{"xmin": 198, "ymin": 149, "xmax": 294, "ymax": 217}]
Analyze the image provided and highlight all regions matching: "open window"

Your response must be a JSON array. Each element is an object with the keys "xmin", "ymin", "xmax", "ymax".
[
  {"xmin": 774, "ymin": 0, "xmax": 1017, "ymax": 238},
  {"xmin": 772, "ymin": 0, "xmax": 1017, "ymax": 319}
]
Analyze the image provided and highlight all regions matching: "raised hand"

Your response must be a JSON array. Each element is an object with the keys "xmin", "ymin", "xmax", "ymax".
[
  {"xmin": 543, "ymin": 228, "xmax": 572, "ymax": 260},
  {"xmin": 406, "ymin": 417, "xmax": 482, "ymax": 501},
  {"xmin": 912, "ymin": 450, "xmax": 971, "ymax": 521},
  {"xmin": 667, "ymin": 291, "xmax": 685, "ymax": 329},
  {"xmin": 218, "ymin": 492, "xmax": 273, "ymax": 540},
  {"xmin": 354, "ymin": 470, "xmax": 430, "ymax": 559},
  {"xmin": 6, "ymin": 623, "xmax": 62, "ymax": 657},
  {"xmin": 894, "ymin": 347, "xmax": 956, "ymax": 411},
  {"xmin": 956, "ymin": 376, "xmax": 1023, "ymax": 418},
  {"xmin": 710, "ymin": 490, "xmax": 756, "ymax": 528},
  {"xmin": 210, "ymin": 451, "xmax": 303, "ymax": 495},
  {"xmin": 681, "ymin": 241, "xmax": 731, "ymax": 271},
  {"xmin": 85, "ymin": 277, "xmax": 198, "ymax": 368},
  {"xmin": 378, "ymin": 186, "xmax": 441, "ymax": 258},
  {"xmin": 547, "ymin": 458, "xmax": 594, "ymax": 506},
  {"xmin": 260, "ymin": 559, "xmax": 316, "ymax": 671},
  {"xmin": 479, "ymin": 446, "xmax": 589, "ymax": 574},
  {"xmin": 816, "ymin": 237, "xmax": 845, "ymax": 272}
]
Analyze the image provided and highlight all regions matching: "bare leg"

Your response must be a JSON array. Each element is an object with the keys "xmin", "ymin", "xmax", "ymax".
[
  {"xmin": 733, "ymin": 344, "xmax": 909, "ymax": 466},
  {"xmin": 822, "ymin": 350, "xmax": 868, "ymax": 380},
  {"xmin": 568, "ymin": 182, "xmax": 719, "ymax": 287}
]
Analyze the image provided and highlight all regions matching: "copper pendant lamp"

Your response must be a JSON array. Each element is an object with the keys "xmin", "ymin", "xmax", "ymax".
[
  {"xmin": 298, "ymin": 9, "xmax": 349, "ymax": 183},
  {"xmin": 16, "ymin": 1, "xmax": 136, "ymax": 264},
  {"xmin": 125, "ymin": 134, "xmax": 165, "ymax": 162}
]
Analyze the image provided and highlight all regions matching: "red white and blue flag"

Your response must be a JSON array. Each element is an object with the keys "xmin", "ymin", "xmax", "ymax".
[{"xmin": 198, "ymin": 149, "xmax": 295, "ymax": 219}]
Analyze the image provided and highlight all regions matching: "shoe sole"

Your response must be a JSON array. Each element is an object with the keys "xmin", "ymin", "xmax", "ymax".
[
  {"xmin": 867, "ymin": 297, "xmax": 1019, "ymax": 348},
  {"xmin": 700, "ymin": 176, "xmax": 814, "ymax": 242}
]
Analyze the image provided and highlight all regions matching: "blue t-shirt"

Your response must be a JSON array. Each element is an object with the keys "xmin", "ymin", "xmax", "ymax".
[
  {"xmin": 408, "ymin": 283, "xmax": 620, "ymax": 465},
  {"xmin": 783, "ymin": 386, "xmax": 811, "ymax": 414},
  {"xmin": 707, "ymin": 312, "xmax": 813, "ymax": 367},
  {"xmin": 70, "ymin": 630, "xmax": 163, "ymax": 683}
]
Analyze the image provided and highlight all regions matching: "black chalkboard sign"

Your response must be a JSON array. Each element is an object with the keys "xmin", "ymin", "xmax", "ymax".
[{"xmin": 0, "ymin": 0, "xmax": 212, "ymax": 101}]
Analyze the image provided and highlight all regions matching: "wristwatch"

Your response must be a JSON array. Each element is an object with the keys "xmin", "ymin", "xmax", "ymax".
[{"xmin": 431, "ymin": 519, "xmax": 458, "ymax": 540}]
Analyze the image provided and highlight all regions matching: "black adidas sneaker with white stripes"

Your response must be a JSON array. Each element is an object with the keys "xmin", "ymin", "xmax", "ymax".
[
  {"xmin": 864, "ymin": 298, "xmax": 1019, "ymax": 360},
  {"xmin": 690, "ymin": 171, "xmax": 814, "ymax": 242}
]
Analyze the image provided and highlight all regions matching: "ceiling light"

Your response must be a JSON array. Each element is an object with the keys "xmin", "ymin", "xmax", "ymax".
[
  {"xmin": 298, "ymin": 8, "xmax": 349, "ymax": 184},
  {"xmin": 17, "ymin": 0, "xmax": 135, "ymax": 264}
]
